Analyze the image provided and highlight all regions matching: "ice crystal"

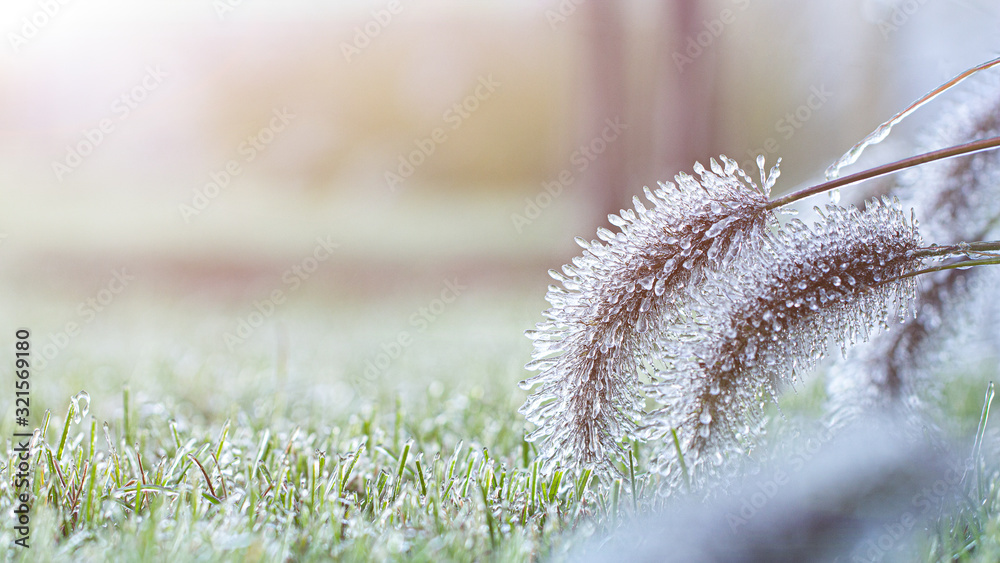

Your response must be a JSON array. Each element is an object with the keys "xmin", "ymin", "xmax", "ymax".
[
  {"xmin": 643, "ymin": 198, "xmax": 921, "ymax": 487},
  {"xmin": 825, "ymin": 57, "xmax": 1000, "ymax": 181},
  {"xmin": 519, "ymin": 156, "xmax": 778, "ymax": 472}
]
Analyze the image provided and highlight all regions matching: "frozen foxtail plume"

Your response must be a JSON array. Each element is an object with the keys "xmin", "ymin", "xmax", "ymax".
[
  {"xmin": 519, "ymin": 156, "xmax": 780, "ymax": 472},
  {"xmin": 827, "ymin": 80, "xmax": 1000, "ymax": 426},
  {"xmin": 643, "ymin": 198, "xmax": 921, "ymax": 488},
  {"xmin": 520, "ymin": 58, "xmax": 1000, "ymax": 486}
]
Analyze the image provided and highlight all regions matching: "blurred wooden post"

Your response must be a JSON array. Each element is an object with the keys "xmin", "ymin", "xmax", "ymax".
[
  {"xmin": 656, "ymin": 0, "xmax": 715, "ymax": 181},
  {"xmin": 582, "ymin": 2, "xmax": 629, "ymax": 228},
  {"xmin": 582, "ymin": 1, "xmax": 716, "ymax": 228}
]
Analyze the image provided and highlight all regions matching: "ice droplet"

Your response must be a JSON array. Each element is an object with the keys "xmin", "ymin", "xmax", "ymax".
[
  {"xmin": 71, "ymin": 390, "xmax": 90, "ymax": 424},
  {"xmin": 826, "ymin": 127, "xmax": 892, "ymax": 180},
  {"xmin": 699, "ymin": 411, "xmax": 713, "ymax": 424},
  {"xmin": 764, "ymin": 158, "xmax": 782, "ymax": 193},
  {"xmin": 706, "ymin": 236, "xmax": 725, "ymax": 261},
  {"xmin": 654, "ymin": 277, "xmax": 666, "ymax": 296},
  {"xmin": 639, "ymin": 297, "xmax": 652, "ymax": 313},
  {"xmin": 525, "ymin": 358, "xmax": 556, "ymax": 371},
  {"xmin": 103, "ymin": 421, "xmax": 114, "ymax": 450},
  {"xmin": 705, "ymin": 214, "xmax": 739, "ymax": 239},
  {"xmin": 829, "ymin": 188, "xmax": 841, "ymax": 204}
]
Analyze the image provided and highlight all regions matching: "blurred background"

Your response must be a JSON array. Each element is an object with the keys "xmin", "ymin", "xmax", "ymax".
[{"xmin": 0, "ymin": 0, "xmax": 997, "ymax": 416}]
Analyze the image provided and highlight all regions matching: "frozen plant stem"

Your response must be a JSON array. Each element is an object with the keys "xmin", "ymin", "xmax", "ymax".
[
  {"xmin": 825, "ymin": 56, "xmax": 1000, "ymax": 179},
  {"xmin": 766, "ymin": 136, "xmax": 1000, "ymax": 211},
  {"xmin": 894, "ymin": 241, "xmax": 1000, "ymax": 278},
  {"xmin": 909, "ymin": 240, "xmax": 1000, "ymax": 259},
  {"xmin": 900, "ymin": 257, "xmax": 1000, "ymax": 279}
]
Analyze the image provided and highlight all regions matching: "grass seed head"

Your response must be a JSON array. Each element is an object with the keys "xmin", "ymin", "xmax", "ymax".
[
  {"xmin": 643, "ymin": 198, "xmax": 922, "ymax": 488},
  {"xmin": 519, "ymin": 156, "xmax": 778, "ymax": 473}
]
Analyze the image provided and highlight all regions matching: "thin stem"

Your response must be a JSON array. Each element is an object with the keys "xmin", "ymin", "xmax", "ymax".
[
  {"xmin": 900, "ymin": 257, "xmax": 1000, "ymax": 279},
  {"xmin": 825, "ymin": 56, "xmax": 1000, "ymax": 179},
  {"xmin": 765, "ymin": 136, "xmax": 1000, "ymax": 210},
  {"xmin": 909, "ymin": 241, "xmax": 1000, "ymax": 260}
]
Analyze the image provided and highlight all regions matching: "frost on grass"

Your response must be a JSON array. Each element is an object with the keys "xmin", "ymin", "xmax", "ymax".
[
  {"xmin": 519, "ymin": 156, "xmax": 780, "ymax": 472},
  {"xmin": 642, "ymin": 198, "xmax": 921, "ymax": 487},
  {"xmin": 827, "ymin": 81, "xmax": 1000, "ymax": 426}
]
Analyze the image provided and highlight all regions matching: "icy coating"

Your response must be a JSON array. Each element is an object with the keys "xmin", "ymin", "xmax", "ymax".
[
  {"xmin": 520, "ymin": 61, "xmax": 1000, "ymax": 491},
  {"xmin": 824, "ymin": 56, "xmax": 1000, "ymax": 181},
  {"xmin": 518, "ymin": 147, "xmax": 929, "ymax": 484},
  {"xmin": 519, "ymin": 156, "xmax": 778, "ymax": 473}
]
